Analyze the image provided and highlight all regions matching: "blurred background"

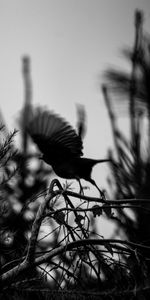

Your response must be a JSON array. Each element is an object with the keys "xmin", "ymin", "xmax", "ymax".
[
  {"xmin": 1, "ymin": 1, "xmax": 150, "ymax": 295},
  {"xmin": 0, "ymin": 0, "xmax": 149, "ymax": 167},
  {"xmin": 0, "ymin": 0, "xmax": 150, "ymax": 236}
]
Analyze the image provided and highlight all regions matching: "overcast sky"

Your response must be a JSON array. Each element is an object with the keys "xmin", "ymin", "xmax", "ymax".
[{"xmin": 0, "ymin": 0, "xmax": 150, "ymax": 197}]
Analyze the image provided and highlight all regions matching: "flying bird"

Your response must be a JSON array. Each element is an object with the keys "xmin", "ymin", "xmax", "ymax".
[{"xmin": 26, "ymin": 107, "xmax": 109, "ymax": 196}]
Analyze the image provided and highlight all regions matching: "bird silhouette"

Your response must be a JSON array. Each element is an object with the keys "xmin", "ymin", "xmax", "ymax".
[{"xmin": 26, "ymin": 107, "xmax": 109, "ymax": 196}]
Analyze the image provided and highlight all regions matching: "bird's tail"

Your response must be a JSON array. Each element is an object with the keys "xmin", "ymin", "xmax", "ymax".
[
  {"xmin": 94, "ymin": 159, "xmax": 110, "ymax": 164},
  {"xmin": 84, "ymin": 158, "xmax": 110, "ymax": 168},
  {"xmin": 88, "ymin": 158, "xmax": 110, "ymax": 176},
  {"xmin": 77, "ymin": 158, "xmax": 110, "ymax": 181}
]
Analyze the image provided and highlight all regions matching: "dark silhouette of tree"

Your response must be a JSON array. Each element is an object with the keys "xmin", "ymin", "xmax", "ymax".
[{"xmin": 103, "ymin": 9, "xmax": 150, "ymax": 292}]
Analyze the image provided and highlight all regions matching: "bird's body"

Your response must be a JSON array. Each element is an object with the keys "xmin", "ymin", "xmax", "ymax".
[
  {"xmin": 46, "ymin": 156, "xmax": 106, "ymax": 181},
  {"xmin": 26, "ymin": 107, "xmax": 109, "ymax": 195}
]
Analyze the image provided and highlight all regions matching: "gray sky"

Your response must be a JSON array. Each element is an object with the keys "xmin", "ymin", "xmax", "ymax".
[{"xmin": 0, "ymin": 0, "xmax": 150, "ymax": 196}]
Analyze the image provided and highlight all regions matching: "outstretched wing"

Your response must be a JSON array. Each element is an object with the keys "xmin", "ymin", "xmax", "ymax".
[{"xmin": 26, "ymin": 108, "xmax": 83, "ymax": 160}]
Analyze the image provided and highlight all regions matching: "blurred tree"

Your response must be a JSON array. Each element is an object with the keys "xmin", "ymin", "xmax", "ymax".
[
  {"xmin": 0, "ymin": 57, "xmax": 52, "ymax": 289},
  {"xmin": 103, "ymin": 9, "xmax": 150, "ymax": 287}
]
